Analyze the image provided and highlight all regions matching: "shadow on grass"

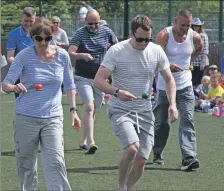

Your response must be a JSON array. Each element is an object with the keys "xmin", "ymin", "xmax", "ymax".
[
  {"xmin": 67, "ymin": 163, "xmax": 181, "ymax": 174},
  {"xmin": 1, "ymin": 148, "xmax": 85, "ymax": 157},
  {"xmin": 1, "ymin": 151, "xmax": 15, "ymax": 156},
  {"xmin": 1, "ymin": 151, "xmax": 184, "ymax": 173},
  {"xmin": 67, "ymin": 165, "xmax": 118, "ymax": 174},
  {"xmin": 62, "ymin": 103, "xmax": 83, "ymax": 106},
  {"xmin": 1, "ymin": 150, "xmax": 42, "ymax": 157}
]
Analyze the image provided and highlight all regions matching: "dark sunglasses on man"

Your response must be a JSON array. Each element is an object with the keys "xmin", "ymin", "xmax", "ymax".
[
  {"xmin": 132, "ymin": 32, "xmax": 153, "ymax": 43},
  {"xmin": 33, "ymin": 35, "xmax": 53, "ymax": 42},
  {"xmin": 87, "ymin": 22, "xmax": 99, "ymax": 26}
]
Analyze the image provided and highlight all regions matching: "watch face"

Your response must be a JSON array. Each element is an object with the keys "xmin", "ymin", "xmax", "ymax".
[{"xmin": 113, "ymin": 93, "xmax": 118, "ymax": 97}]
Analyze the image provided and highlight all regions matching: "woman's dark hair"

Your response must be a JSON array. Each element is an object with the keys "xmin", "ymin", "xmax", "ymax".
[{"xmin": 30, "ymin": 18, "xmax": 53, "ymax": 37}]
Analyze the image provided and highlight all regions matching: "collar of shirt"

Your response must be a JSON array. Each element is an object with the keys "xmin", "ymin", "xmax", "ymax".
[{"xmin": 20, "ymin": 25, "xmax": 30, "ymax": 37}]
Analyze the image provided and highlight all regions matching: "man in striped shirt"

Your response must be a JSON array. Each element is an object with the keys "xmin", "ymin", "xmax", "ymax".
[
  {"xmin": 94, "ymin": 15, "xmax": 178, "ymax": 191},
  {"xmin": 68, "ymin": 9, "xmax": 118, "ymax": 154}
]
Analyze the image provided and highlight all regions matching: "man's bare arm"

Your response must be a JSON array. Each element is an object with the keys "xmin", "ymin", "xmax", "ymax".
[
  {"xmin": 155, "ymin": 29, "xmax": 169, "ymax": 50},
  {"xmin": 160, "ymin": 68, "xmax": 176, "ymax": 106},
  {"xmin": 93, "ymin": 66, "xmax": 116, "ymax": 94},
  {"xmin": 68, "ymin": 45, "xmax": 93, "ymax": 61},
  {"xmin": 191, "ymin": 31, "xmax": 204, "ymax": 62},
  {"xmin": 7, "ymin": 50, "xmax": 15, "ymax": 64}
]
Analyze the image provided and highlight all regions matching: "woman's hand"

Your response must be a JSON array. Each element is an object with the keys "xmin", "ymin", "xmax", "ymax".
[
  {"xmin": 13, "ymin": 83, "xmax": 27, "ymax": 93},
  {"xmin": 71, "ymin": 111, "xmax": 81, "ymax": 131}
]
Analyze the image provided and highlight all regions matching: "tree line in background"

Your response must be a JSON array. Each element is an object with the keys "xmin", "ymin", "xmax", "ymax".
[{"xmin": 0, "ymin": 0, "xmax": 222, "ymax": 38}]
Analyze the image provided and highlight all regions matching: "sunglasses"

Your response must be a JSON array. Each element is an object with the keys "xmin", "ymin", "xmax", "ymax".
[
  {"xmin": 33, "ymin": 35, "xmax": 53, "ymax": 42},
  {"xmin": 132, "ymin": 32, "xmax": 153, "ymax": 43},
  {"xmin": 181, "ymin": 24, "xmax": 191, "ymax": 27},
  {"xmin": 87, "ymin": 22, "xmax": 99, "ymax": 26},
  {"xmin": 53, "ymin": 22, "xmax": 59, "ymax": 24}
]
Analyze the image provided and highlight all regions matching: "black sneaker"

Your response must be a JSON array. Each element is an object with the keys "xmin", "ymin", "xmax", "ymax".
[
  {"xmin": 85, "ymin": 144, "xmax": 98, "ymax": 155},
  {"xmin": 153, "ymin": 154, "xmax": 164, "ymax": 165},
  {"xmin": 181, "ymin": 157, "xmax": 199, "ymax": 171}
]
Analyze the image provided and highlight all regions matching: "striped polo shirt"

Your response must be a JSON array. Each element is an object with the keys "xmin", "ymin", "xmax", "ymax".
[
  {"xmin": 3, "ymin": 46, "xmax": 76, "ymax": 118},
  {"xmin": 101, "ymin": 39, "xmax": 170, "ymax": 111},
  {"xmin": 70, "ymin": 25, "xmax": 118, "ymax": 79}
]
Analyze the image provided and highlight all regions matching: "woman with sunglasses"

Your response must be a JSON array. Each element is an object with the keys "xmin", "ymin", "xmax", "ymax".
[
  {"xmin": 2, "ymin": 19, "xmax": 81, "ymax": 191},
  {"xmin": 51, "ymin": 16, "xmax": 69, "ymax": 49}
]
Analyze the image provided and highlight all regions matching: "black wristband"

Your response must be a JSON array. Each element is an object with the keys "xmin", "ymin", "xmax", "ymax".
[
  {"xmin": 70, "ymin": 107, "xmax": 78, "ymax": 112},
  {"xmin": 113, "ymin": 89, "xmax": 119, "ymax": 98}
]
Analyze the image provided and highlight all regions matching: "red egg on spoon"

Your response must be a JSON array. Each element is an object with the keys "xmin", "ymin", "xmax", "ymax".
[{"xmin": 35, "ymin": 84, "xmax": 43, "ymax": 91}]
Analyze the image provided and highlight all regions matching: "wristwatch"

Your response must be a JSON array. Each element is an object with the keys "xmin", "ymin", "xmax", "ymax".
[
  {"xmin": 70, "ymin": 107, "xmax": 78, "ymax": 112},
  {"xmin": 113, "ymin": 89, "xmax": 119, "ymax": 98}
]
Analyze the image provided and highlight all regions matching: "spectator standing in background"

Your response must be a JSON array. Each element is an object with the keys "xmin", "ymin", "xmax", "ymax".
[
  {"xmin": 191, "ymin": 17, "xmax": 209, "ymax": 87},
  {"xmin": 76, "ymin": 1, "xmax": 93, "ymax": 29},
  {"xmin": 51, "ymin": 16, "xmax": 69, "ymax": 49},
  {"xmin": 6, "ymin": 7, "xmax": 36, "ymax": 98}
]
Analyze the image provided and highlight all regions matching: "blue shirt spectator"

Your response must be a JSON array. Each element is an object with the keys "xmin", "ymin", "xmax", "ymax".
[
  {"xmin": 7, "ymin": 25, "xmax": 34, "ymax": 56},
  {"xmin": 6, "ymin": 7, "xmax": 36, "ymax": 98},
  {"xmin": 6, "ymin": 7, "xmax": 36, "ymax": 64}
]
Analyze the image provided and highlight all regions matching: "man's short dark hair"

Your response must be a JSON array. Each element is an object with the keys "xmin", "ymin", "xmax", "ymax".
[
  {"xmin": 178, "ymin": 9, "xmax": 192, "ymax": 18},
  {"xmin": 22, "ymin": 7, "xmax": 36, "ymax": 17},
  {"xmin": 131, "ymin": 15, "xmax": 152, "ymax": 34}
]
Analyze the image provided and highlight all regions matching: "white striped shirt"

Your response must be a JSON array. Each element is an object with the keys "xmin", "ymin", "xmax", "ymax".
[
  {"xmin": 3, "ymin": 46, "xmax": 76, "ymax": 118},
  {"xmin": 101, "ymin": 39, "xmax": 170, "ymax": 111}
]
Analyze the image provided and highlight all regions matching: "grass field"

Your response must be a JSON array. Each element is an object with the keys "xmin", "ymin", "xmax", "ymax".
[{"xmin": 1, "ymin": 94, "xmax": 224, "ymax": 191}]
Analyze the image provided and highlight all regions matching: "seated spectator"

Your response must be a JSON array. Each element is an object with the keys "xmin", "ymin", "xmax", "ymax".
[
  {"xmin": 220, "ymin": 74, "xmax": 224, "ymax": 89},
  {"xmin": 195, "ymin": 75, "xmax": 210, "ymax": 108},
  {"xmin": 208, "ymin": 65, "xmax": 218, "ymax": 76},
  {"xmin": 198, "ymin": 73, "xmax": 224, "ymax": 112},
  {"xmin": 216, "ymin": 93, "xmax": 224, "ymax": 106}
]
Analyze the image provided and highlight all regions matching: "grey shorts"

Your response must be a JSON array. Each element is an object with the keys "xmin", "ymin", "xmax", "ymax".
[
  {"xmin": 107, "ymin": 105, "xmax": 155, "ymax": 159},
  {"xmin": 74, "ymin": 75, "xmax": 104, "ymax": 108}
]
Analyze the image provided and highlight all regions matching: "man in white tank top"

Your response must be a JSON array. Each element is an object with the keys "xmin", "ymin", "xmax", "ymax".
[
  {"xmin": 153, "ymin": 9, "xmax": 203, "ymax": 171},
  {"xmin": 94, "ymin": 15, "xmax": 178, "ymax": 191}
]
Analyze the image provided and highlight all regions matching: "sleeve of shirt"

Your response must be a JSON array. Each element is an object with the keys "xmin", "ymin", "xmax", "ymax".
[
  {"xmin": 70, "ymin": 29, "xmax": 82, "ymax": 47},
  {"xmin": 101, "ymin": 45, "xmax": 117, "ymax": 72},
  {"xmin": 109, "ymin": 29, "xmax": 119, "ymax": 45},
  {"xmin": 2, "ymin": 51, "xmax": 24, "ymax": 84},
  {"xmin": 156, "ymin": 45, "xmax": 170, "ymax": 72},
  {"xmin": 6, "ymin": 31, "xmax": 16, "ymax": 50},
  {"xmin": 201, "ymin": 33, "xmax": 209, "ymax": 55},
  {"xmin": 63, "ymin": 51, "xmax": 76, "ymax": 91},
  {"xmin": 61, "ymin": 30, "xmax": 69, "ymax": 44}
]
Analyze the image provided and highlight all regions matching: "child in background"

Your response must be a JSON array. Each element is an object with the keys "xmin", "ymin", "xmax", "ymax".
[
  {"xmin": 220, "ymin": 74, "xmax": 224, "ymax": 89},
  {"xmin": 198, "ymin": 73, "xmax": 224, "ymax": 112},
  {"xmin": 216, "ymin": 93, "xmax": 224, "ymax": 106},
  {"xmin": 195, "ymin": 76, "xmax": 210, "ymax": 98},
  {"xmin": 194, "ymin": 75, "xmax": 210, "ymax": 108}
]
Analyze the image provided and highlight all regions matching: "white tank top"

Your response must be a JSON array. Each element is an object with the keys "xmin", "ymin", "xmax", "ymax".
[{"xmin": 157, "ymin": 26, "xmax": 194, "ymax": 90}]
